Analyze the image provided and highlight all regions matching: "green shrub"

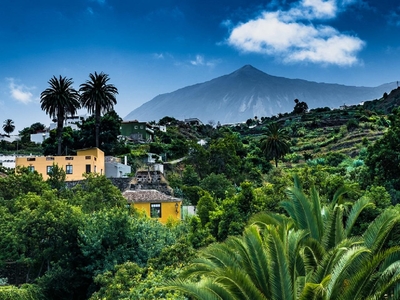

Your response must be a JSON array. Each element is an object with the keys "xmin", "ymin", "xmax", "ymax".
[
  {"xmin": 353, "ymin": 159, "xmax": 364, "ymax": 168},
  {"xmin": 284, "ymin": 153, "xmax": 301, "ymax": 163},
  {"xmin": 346, "ymin": 119, "xmax": 359, "ymax": 131},
  {"xmin": 303, "ymin": 152, "xmax": 313, "ymax": 160},
  {"xmin": 325, "ymin": 152, "xmax": 347, "ymax": 167},
  {"xmin": 307, "ymin": 158, "xmax": 325, "ymax": 166},
  {"xmin": 358, "ymin": 147, "xmax": 368, "ymax": 160}
]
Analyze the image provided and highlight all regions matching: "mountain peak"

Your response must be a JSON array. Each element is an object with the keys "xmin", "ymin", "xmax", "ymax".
[
  {"xmin": 124, "ymin": 67, "xmax": 396, "ymax": 124},
  {"xmin": 229, "ymin": 64, "xmax": 266, "ymax": 78},
  {"xmin": 236, "ymin": 64, "xmax": 261, "ymax": 72}
]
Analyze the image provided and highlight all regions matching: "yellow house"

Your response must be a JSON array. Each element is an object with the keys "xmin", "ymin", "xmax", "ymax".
[
  {"xmin": 15, "ymin": 148, "xmax": 105, "ymax": 181},
  {"xmin": 122, "ymin": 189, "xmax": 181, "ymax": 224}
]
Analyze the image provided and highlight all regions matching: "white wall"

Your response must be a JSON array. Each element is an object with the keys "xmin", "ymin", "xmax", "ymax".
[{"xmin": 0, "ymin": 155, "xmax": 16, "ymax": 168}]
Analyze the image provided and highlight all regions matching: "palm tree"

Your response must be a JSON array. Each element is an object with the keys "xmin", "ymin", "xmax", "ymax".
[
  {"xmin": 40, "ymin": 76, "xmax": 80, "ymax": 155},
  {"xmin": 166, "ymin": 223, "xmax": 309, "ymax": 300},
  {"xmin": 279, "ymin": 175, "xmax": 372, "ymax": 249},
  {"xmin": 79, "ymin": 72, "xmax": 118, "ymax": 148},
  {"xmin": 260, "ymin": 122, "xmax": 290, "ymax": 167},
  {"xmin": 165, "ymin": 178, "xmax": 400, "ymax": 300},
  {"xmin": 2, "ymin": 119, "xmax": 15, "ymax": 136}
]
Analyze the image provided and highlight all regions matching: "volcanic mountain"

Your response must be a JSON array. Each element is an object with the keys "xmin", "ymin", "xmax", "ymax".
[{"xmin": 124, "ymin": 65, "xmax": 396, "ymax": 124}]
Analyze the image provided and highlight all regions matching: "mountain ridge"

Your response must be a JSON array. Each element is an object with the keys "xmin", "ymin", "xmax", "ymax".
[{"xmin": 124, "ymin": 65, "xmax": 397, "ymax": 124}]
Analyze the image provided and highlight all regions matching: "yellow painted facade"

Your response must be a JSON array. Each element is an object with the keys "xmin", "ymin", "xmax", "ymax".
[
  {"xmin": 15, "ymin": 148, "xmax": 105, "ymax": 181},
  {"xmin": 133, "ymin": 201, "xmax": 181, "ymax": 224}
]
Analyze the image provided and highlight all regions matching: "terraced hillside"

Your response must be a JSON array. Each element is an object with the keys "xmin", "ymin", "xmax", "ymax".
[{"xmin": 246, "ymin": 105, "xmax": 389, "ymax": 165}]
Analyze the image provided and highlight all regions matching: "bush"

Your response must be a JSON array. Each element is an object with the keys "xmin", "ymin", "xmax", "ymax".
[
  {"xmin": 307, "ymin": 158, "xmax": 325, "ymax": 166},
  {"xmin": 325, "ymin": 152, "xmax": 347, "ymax": 167},
  {"xmin": 303, "ymin": 152, "xmax": 313, "ymax": 160},
  {"xmin": 346, "ymin": 119, "xmax": 359, "ymax": 131},
  {"xmin": 284, "ymin": 153, "xmax": 301, "ymax": 163}
]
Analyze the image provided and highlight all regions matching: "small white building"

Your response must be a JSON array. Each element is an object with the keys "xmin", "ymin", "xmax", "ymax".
[
  {"xmin": 105, "ymin": 156, "xmax": 131, "ymax": 178},
  {"xmin": 0, "ymin": 154, "xmax": 16, "ymax": 169},
  {"xmin": 49, "ymin": 115, "xmax": 87, "ymax": 131},
  {"xmin": 30, "ymin": 132, "xmax": 50, "ymax": 144},
  {"xmin": 152, "ymin": 124, "xmax": 167, "ymax": 132}
]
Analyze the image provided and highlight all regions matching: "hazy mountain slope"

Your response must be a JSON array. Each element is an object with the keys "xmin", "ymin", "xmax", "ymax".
[
  {"xmin": 363, "ymin": 87, "xmax": 400, "ymax": 113},
  {"xmin": 124, "ymin": 65, "xmax": 396, "ymax": 124}
]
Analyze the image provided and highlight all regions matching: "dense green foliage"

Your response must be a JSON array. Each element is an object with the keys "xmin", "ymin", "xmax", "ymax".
[{"xmin": 3, "ymin": 90, "xmax": 400, "ymax": 299}]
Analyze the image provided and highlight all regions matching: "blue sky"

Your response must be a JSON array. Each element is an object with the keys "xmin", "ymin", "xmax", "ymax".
[{"xmin": 1, "ymin": 0, "xmax": 400, "ymax": 132}]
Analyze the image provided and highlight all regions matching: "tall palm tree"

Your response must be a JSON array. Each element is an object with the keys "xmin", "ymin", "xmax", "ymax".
[
  {"xmin": 260, "ymin": 122, "xmax": 290, "ymax": 167},
  {"xmin": 79, "ymin": 72, "xmax": 118, "ymax": 148},
  {"xmin": 40, "ymin": 76, "xmax": 80, "ymax": 155},
  {"xmin": 2, "ymin": 119, "xmax": 15, "ymax": 136}
]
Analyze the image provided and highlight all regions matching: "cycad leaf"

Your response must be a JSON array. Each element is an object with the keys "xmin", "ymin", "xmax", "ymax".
[{"xmin": 345, "ymin": 196, "xmax": 373, "ymax": 237}]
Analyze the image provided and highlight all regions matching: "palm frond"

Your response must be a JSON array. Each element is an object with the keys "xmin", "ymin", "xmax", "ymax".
[
  {"xmin": 283, "ymin": 186, "xmax": 320, "ymax": 241},
  {"xmin": 339, "ymin": 247, "xmax": 400, "ymax": 300},
  {"xmin": 265, "ymin": 226, "xmax": 294, "ymax": 300},
  {"xmin": 326, "ymin": 246, "xmax": 370, "ymax": 299},
  {"xmin": 363, "ymin": 209, "xmax": 400, "ymax": 253},
  {"xmin": 164, "ymin": 278, "xmax": 236, "ymax": 300},
  {"xmin": 344, "ymin": 196, "xmax": 374, "ymax": 237}
]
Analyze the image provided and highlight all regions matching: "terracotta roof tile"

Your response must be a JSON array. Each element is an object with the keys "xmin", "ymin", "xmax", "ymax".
[{"xmin": 122, "ymin": 189, "xmax": 182, "ymax": 203}]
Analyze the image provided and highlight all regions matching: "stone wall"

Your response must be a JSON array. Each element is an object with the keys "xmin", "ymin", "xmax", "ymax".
[{"xmin": 65, "ymin": 177, "xmax": 133, "ymax": 192}]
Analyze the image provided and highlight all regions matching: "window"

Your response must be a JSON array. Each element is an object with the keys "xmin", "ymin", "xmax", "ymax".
[
  {"xmin": 46, "ymin": 157, "xmax": 55, "ymax": 161},
  {"xmin": 46, "ymin": 166, "xmax": 53, "ymax": 174},
  {"xmin": 86, "ymin": 164, "xmax": 91, "ymax": 173},
  {"xmin": 150, "ymin": 203, "xmax": 161, "ymax": 218},
  {"xmin": 66, "ymin": 165, "xmax": 73, "ymax": 174},
  {"xmin": 65, "ymin": 156, "xmax": 74, "ymax": 161},
  {"xmin": 27, "ymin": 157, "xmax": 36, "ymax": 161},
  {"xmin": 85, "ymin": 156, "xmax": 91, "ymax": 160},
  {"xmin": 94, "ymin": 165, "xmax": 97, "ymax": 173},
  {"xmin": 27, "ymin": 166, "xmax": 35, "ymax": 172}
]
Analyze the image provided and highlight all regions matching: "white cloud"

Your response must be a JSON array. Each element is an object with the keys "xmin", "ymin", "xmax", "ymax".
[
  {"xmin": 388, "ymin": 8, "xmax": 400, "ymax": 27},
  {"xmin": 226, "ymin": 0, "xmax": 365, "ymax": 66},
  {"xmin": 290, "ymin": 0, "xmax": 337, "ymax": 19},
  {"xmin": 190, "ymin": 55, "xmax": 220, "ymax": 67},
  {"xmin": 153, "ymin": 53, "xmax": 165, "ymax": 59},
  {"xmin": 7, "ymin": 78, "xmax": 34, "ymax": 104},
  {"xmin": 190, "ymin": 55, "xmax": 205, "ymax": 66}
]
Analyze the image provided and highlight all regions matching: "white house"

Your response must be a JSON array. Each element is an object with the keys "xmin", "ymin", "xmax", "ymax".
[
  {"xmin": 30, "ymin": 132, "xmax": 50, "ymax": 144},
  {"xmin": 104, "ymin": 156, "xmax": 132, "ymax": 178}
]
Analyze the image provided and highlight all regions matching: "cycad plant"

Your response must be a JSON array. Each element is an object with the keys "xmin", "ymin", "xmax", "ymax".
[
  {"xmin": 164, "ymin": 178, "xmax": 400, "ymax": 300},
  {"xmin": 167, "ymin": 223, "xmax": 310, "ymax": 300}
]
